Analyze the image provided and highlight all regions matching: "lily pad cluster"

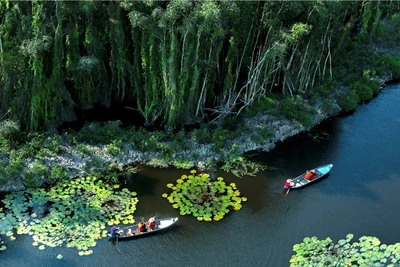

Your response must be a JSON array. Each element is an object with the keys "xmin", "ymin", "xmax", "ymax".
[
  {"xmin": 162, "ymin": 170, "xmax": 246, "ymax": 221},
  {"xmin": 290, "ymin": 234, "xmax": 400, "ymax": 266},
  {"xmin": 0, "ymin": 176, "xmax": 138, "ymax": 256}
]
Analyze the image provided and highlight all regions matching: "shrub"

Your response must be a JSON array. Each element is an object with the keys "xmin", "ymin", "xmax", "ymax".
[
  {"xmin": 242, "ymin": 95, "xmax": 277, "ymax": 118},
  {"xmin": 383, "ymin": 55, "xmax": 400, "ymax": 80},
  {"xmin": 105, "ymin": 139, "xmax": 122, "ymax": 156},
  {"xmin": 77, "ymin": 144, "xmax": 93, "ymax": 155},
  {"xmin": 337, "ymin": 90, "xmax": 359, "ymax": 112},
  {"xmin": 74, "ymin": 122, "xmax": 125, "ymax": 144},
  {"xmin": 50, "ymin": 164, "xmax": 67, "ymax": 182},
  {"xmin": 212, "ymin": 127, "xmax": 230, "ymax": 152},
  {"xmin": 31, "ymin": 161, "xmax": 48, "ymax": 177},
  {"xmin": 172, "ymin": 158, "xmax": 195, "ymax": 169},
  {"xmin": 0, "ymin": 120, "xmax": 24, "ymax": 147},
  {"xmin": 322, "ymin": 99, "xmax": 336, "ymax": 114},
  {"xmin": 349, "ymin": 81, "xmax": 373, "ymax": 102},
  {"xmin": 192, "ymin": 124, "xmax": 213, "ymax": 144},
  {"xmin": 278, "ymin": 96, "xmax": 315, "ymax": 127}
]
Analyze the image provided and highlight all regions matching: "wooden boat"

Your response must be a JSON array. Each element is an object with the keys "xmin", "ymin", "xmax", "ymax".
[
  {"xmin": 287, "ymin": 164, "xmax": 333, "ymax": 189},
  {"xmin": 108, "ymin": 217, "xmax": 178, "ymax": 239}
]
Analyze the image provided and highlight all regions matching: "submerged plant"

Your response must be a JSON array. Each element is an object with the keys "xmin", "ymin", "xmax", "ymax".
[
  {"xmin": 163, "ymin": 170, "xmax": 246, "ymax": 221},
  {"xmin": 221, "ymin": 156, "xmax": 269, "ymax": 178},
  {"xmin": 0, "ymin": 176, "xmax": 138, "ymax": 255}
]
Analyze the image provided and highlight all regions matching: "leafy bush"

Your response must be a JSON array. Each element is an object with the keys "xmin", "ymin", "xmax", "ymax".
[
  {"xmin": 260, "ymin": 127, "xmax": 274, "ymax": 139},
  {"xmin": 172, "ymin": 158, "xmax": 195, "ymax": 169},
  {"xmin": 321, "ymin": 99, "xmax": 336, "ymax": 114},
  {"xmin": 278, "ymin": 96, "xmax": 315, "ymax": 127},
  {"xmin": 383, "ymin": 55, "xmax": 400, "ymax": 80},
  {"xmin": 212, "ymin": 127, "xmax": 230, "ymax": 152},
  {"xmin": 77, "ymin": 144, "xmax": 93, "ymax": 155},
  {"xmin": 50, "ymin": 164, "xmax": 67, "ymax": 182},
  {"xmin": 242, "ymin": 96, "xmax": 277, "ymax": 118},
  {"xmin": 0, "ymin": 120, "xmax": 24, "ymax": 149},
  {"xmin": 31, "ymin": 161, "xmax": 48, "ymax": 177},
  {"xmin": 74, "ymin": 122, "xmax": 126, "ymax": 144},
  {"xmin": 192, "ymin": 124, "xmax": 213, "ymax": 144},
  {"xmin": 349, "ymin": 81, "xmax": 373, "ymax": 102},
  {"xmin": 337, "ymin": 90, "xmax": 359, "ymax": 112},
  {"xmin": 376, "ymin": 14, "xmax": 400, "ymax": 47},
  {"xmin": 104, "ymin": 139, "xmax": 122, "ymax": 156}
]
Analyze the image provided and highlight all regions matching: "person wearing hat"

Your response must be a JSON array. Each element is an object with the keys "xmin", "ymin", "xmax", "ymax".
[
  {"xmin": 110, "ymin": 226, "xmax": 121, "ymax": 237},
  {"xmin": 284, "ymin": 179, "xmax": 292, "ymax": 189},
  {"xmin": 138, "ymin": 221, "xmax": 146, "ymax": 232},
  {"xmin": 147, "ymin": 217, "xmax": 156, "ymax": 231}
]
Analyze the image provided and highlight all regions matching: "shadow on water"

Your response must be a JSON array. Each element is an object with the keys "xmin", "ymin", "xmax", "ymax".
[{"xmin": 125, "ymin": 171, "xmax": 160, "ymax": 196}]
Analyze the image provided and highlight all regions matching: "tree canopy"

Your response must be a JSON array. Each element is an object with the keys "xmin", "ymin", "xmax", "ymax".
[{"xmin": 0, "ymin": 0, "xmax": 397, "ymax": 130}]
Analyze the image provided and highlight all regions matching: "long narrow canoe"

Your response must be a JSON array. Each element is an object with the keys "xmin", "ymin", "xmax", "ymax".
[
  {"xmin": 108, "ymin": 217, "xmax": 178, "ymax": 239},
  {"xmin": 287, "ymin": 164, "xmax": 333, "ymax": 189}
]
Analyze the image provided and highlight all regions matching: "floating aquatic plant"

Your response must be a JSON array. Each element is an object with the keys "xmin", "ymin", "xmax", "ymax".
[
  {"xmin": 0, "ymin": 176, "xmax": 139, "ymax": 255},
  {"xmin": 163, "ymin": 171, "xmax": 246, "ymax": 221},
  {"xmin": 290, "ymin": 234, "xmax": 400, "ymax": 266},
  {"xmin": 0, "ymin": 237, "xmax": 5, "ymax": 251}
]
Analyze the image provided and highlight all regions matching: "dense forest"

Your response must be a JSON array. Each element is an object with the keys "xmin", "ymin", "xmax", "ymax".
[{"xmin": 1, "ymin": 0, "xmax": 399, "ymax": 132}]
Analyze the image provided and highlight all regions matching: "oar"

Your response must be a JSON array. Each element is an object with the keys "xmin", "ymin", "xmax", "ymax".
[{"xmin": 286, "ymin": 186, "xmax": 291, "ymax": 195}]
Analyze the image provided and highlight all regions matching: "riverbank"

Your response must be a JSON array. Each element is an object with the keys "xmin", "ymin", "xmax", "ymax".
[{"xmin": 0, "ymin": 71, "xmax": 392, "ymax": 193}]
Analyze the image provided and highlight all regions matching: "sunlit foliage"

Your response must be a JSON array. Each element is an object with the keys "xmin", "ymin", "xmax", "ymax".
[
  {"xmin": 163, "ymin": 171, "xmax": 246, "ymax": 221},
  {"xmin": 0, "ymin": 177, "xmax": 138, "ymax": 255},
  {"xmin": 290, "ymin": 234, "xmax": 400, "ymax": 267}
]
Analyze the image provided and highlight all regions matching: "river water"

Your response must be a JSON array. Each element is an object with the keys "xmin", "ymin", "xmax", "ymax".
[{"xmin": 1, "ymin": 84, "xmax": 400, "ymax": 267}]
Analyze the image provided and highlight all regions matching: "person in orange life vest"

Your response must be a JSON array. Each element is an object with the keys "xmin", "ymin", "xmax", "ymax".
[
  {"xmin": 304, "ymin": 170, "xmax": 316, "ymax": 180},
  {"xmin": 138, "ymin": 221, "xmax": 146, "ymax": 232},
  {"xmin": 147, "ymin": 217, "xmax": 156, "ymax": 231}
]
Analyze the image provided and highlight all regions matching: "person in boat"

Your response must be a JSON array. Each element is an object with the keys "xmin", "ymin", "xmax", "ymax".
[
  {"xmin": 110, "ymin": 226, "xmax": 121, "ymax": 237},
  {"xmin": 304, "ymin": 170, "xmax": 317, "ymax": 180},
  {"xmin": 138, "ymin": 221, "xmax": 147, "ymax": 232},
  {"xmin": 284, "ymin": 179, "xmax": 292, "ymax": 189},
  {"xmin": 126, "ymin": 228, "xmax": 134, "ymax": 236},
  {"xmin": 147, "ymin": 217, "xmax": 156, "ymax": 231}
]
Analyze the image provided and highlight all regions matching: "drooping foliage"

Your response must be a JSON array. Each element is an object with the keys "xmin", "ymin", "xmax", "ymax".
[{"xmin": 0, "ymin": 0, "xmax": 398, "ymax": 130}]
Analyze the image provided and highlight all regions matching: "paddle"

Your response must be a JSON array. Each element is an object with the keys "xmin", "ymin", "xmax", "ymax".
[{"xmin": 285, "ymin": 186, "xmax": 291, "ymax": 195}]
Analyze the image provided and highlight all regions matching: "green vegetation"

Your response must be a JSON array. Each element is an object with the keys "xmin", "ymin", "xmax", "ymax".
[
  {"xmin": 0, "ymin": 0, "xmax": 399, "ymax": 185},
  {"xmin": 221, "ymin": 157, "xmax": 267, "ymax": 178},
  {"xmin": 337, "ymin": 90, "xmax": 359, "ymax": 112},
  {"xmin": 162, "ymin": 170, "xmax": 246, "ymax": 221},
  {"xmin": 242, "ymin": 96, "xmax": 278, "ymax": 118},
  {"xmin": 290, "ymin": 234, "xmax": 400, "ymax": 267},
  {"xmin": 383, "ymin": 55, "xmax": 400, "ymax": 80},
  {"xmin": 0, "ymin": 176, "xmax": 138, "ymax": 256},
  {"xmin": 0, "ymin": 1, "xmax": 397, "ymax": 131},
  {"xmin": 279, "ymin": 96, "xmax": 315, "ymax": 127}
]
